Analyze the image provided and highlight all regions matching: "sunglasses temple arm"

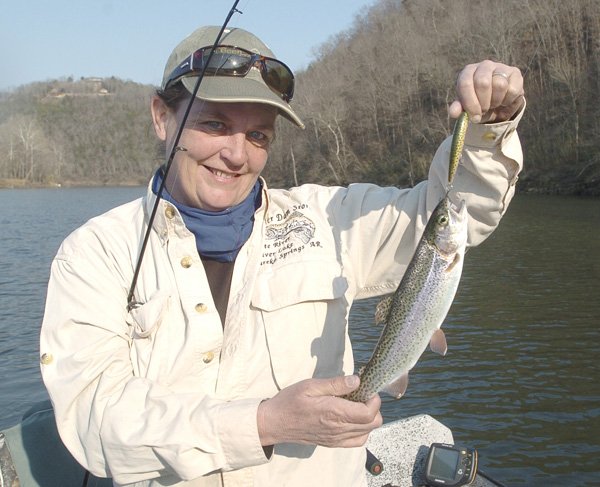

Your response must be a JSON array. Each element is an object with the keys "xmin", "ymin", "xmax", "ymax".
[{"xmin": 126, "ymin": 0, "xmax": 242, "ymax": 310}]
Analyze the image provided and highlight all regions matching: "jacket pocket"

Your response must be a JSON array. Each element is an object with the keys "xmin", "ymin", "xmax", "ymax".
[
  {"xmin": 252, "ymin": 261, "xmax": 351, "ymax": 389},
  {"xmin": 126, "ymin": 290, "xmax": 171, "ymax": 378}
]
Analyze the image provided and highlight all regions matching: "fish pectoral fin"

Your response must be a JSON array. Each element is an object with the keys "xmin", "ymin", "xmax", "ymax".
[
  {"xmin": 382, "ymin": 373, "xmax": 409, "ymax": 399},
  {"xmin": 430, "ymin": 328, "xmax": 448, "ymax": 356},
  {"xmin": 445, "ymin": 253, "xmax": 461, "ymax": 273},
  {"xmin": 374, "ymin": 295, "xmax": 393, "ymax": 325}
]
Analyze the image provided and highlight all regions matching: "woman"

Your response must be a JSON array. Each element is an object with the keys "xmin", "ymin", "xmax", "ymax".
[{"xmin": 40, "ymin": 25, "xmax": 525, "ymax": 486}]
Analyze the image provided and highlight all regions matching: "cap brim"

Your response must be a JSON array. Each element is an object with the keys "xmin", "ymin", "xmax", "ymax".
[{"xmin": 181, "ymin": 76, "xmax": 305, "ymax": 129}]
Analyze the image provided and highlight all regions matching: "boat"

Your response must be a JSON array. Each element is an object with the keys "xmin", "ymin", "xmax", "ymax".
[
  {"xmin": 0, "ymin": 400, "xmax": 505, "ymax": 486},
  {"xmin": 364, "ymin": 415, "xmax": 505, "ymax": 487}
]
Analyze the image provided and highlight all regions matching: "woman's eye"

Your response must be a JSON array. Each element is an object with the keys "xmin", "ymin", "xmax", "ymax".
[
  {"xmin": 248, "ymin": 131, "xmax": 271, "ymax": 147},
  {"xmin": 184, "ymin": 119, "xmax": 224, "ymax": 132},
  {"xmin": 205, "ymin": 121, "xmax": 225, "ymax": 131}
]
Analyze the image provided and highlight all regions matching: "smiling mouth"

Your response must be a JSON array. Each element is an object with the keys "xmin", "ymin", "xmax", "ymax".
[{"xmin": 207, "ymin": 167, "xmax": 240, "ymax": 180}]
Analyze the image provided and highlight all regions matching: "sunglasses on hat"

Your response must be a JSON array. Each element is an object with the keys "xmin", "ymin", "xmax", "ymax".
[{"xmin": 164, "ymin": 45, "xmax": 295, "ymax": 102}]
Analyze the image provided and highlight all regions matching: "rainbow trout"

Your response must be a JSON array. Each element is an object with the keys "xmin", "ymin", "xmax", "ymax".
[{"xmin": 347, "ymin": 195, "xmax": 468, "ymax": 402}]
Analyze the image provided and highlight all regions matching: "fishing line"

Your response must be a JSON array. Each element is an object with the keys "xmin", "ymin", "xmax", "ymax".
[
  {"xmin": 158, "ymin": 51, "xmax": 228, "ymax": 197},
  {"xmin": 126, "ymin": 0, "xmax": 243, "ymax": 310},
  {"xmin": 155, "ymin": 0, "xmax": 252, "ymax": 192}
]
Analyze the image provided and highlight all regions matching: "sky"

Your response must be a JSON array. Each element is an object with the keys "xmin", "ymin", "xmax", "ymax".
[{"xmin": 0, "ymin": 0, "xmax": 377, "ymax": 92}]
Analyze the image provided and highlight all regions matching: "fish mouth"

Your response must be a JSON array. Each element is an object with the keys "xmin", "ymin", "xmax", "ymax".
[
  {"xmin": 444, "ymin": 196, "xmax": 467, "ymax": 222},
  {"xmin": 453, "ymin": 199, "xmax": 467, "ymax": 220}
]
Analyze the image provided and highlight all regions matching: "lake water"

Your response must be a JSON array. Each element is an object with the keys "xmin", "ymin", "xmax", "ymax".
[{"xmin": 1, "ymin": 188, "xmax": 599, "ymax": 486}]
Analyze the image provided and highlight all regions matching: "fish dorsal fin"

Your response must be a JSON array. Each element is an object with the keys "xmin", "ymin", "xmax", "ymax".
[
  {"xmin": 375, "ymin": 295, "xmax": 393, "ymax": 325},
  {"xmin": 430, "ymin": 329, "xmax": 448, "ymax": 356},
  {"xmin": 382, "ymin": 373, "xmax": 409, "ymax": 399}
]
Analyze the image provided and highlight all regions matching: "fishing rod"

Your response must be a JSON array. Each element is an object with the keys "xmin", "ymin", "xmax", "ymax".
[{"xmin": 126, "ymin": 0, "xmax": 242, "ymax": 311}]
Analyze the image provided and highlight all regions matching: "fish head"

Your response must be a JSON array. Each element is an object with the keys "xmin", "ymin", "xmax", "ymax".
[{"xmin": 427, "ymin": 197, "xmax": 468, "ymax": 256}]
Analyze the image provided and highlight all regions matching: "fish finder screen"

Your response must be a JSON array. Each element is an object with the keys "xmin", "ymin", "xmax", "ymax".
[{"xmin": 430, "ymin": 447, "xmax": 459, "ymax": 480}]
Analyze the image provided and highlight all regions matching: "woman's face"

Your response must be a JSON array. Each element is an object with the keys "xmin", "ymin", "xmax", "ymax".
[{"xmin": 151, "ymin": 97, "xmax": 277, "ymax": 211}]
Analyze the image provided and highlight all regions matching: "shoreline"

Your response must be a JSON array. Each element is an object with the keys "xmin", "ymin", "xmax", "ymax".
[
  {"xmin": 1, "ymin": 178, "xmax": 598, "ymax": 197},
  {"xmin": 0, "ymin": 178, "xmax": 145, "ymax": 189}
]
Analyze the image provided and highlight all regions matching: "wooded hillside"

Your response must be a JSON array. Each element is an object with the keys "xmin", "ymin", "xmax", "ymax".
[
  {"xmin": 1, "ymin": 0, "xmax": 599, "ymax": 195},
  {"xmin": 0, "ymin": 78, "xmax": 157, "ymax": 186}
]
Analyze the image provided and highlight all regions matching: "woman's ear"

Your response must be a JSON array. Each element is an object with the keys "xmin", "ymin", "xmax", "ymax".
[{"xmin": 150, "ymin": 95, "xmax": 170, "ymax": 141}]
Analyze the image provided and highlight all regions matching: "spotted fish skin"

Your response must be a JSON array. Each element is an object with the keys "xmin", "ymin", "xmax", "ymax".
[
  {"xmin": 448, "ymin": 111, "xmax": 469, "ymax": 185},
  {"xmin": 346, "ymin": 195, "xmax": 468, "ymax": 403}
]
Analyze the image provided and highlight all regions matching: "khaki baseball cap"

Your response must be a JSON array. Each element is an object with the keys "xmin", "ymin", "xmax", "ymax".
[{"xmin": 162, "ymin": 26, "xmax": 304, "ymax": 128}]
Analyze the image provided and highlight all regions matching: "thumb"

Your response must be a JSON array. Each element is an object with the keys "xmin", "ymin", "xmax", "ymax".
[
  {"xmin": 448, "ymin": 100, "xmax": 463, "ymax": 119},
  {"xmin": 308, "ymin": 375, "xmax": 360, "ymax": 397}
]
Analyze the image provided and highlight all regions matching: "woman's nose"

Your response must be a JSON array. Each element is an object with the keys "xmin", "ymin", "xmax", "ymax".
[{"xmin": 220, "ymin": 132, "xmax": 248, "ymax": 167}]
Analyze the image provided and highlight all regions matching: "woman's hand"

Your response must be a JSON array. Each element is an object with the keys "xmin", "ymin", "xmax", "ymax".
[
  {"xmin": 257, "ymin": 375, "xmax": 382, "ymax": 448},
  {"xmin": 449, "ymin": 60, "xmax": 525, "ymax": 124}
]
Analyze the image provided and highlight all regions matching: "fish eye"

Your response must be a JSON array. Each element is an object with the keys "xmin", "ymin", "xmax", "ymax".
[{"xmin": 437, "ymin": 214, "xmax": 449, "ymax": 226}]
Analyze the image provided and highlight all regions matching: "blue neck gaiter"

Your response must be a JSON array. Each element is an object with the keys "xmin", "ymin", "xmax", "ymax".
[{"xmin": 152, "ymin": 169, "xmax": 262, "ymax": 263}]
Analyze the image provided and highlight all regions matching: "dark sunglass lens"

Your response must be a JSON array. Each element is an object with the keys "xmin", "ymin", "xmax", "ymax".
[
  {"xmin": 206, "ymin": 49, "xmax": 252, "ymax": 75},
  {"xmin": 263, "ymin": 60, "xmax": 294, "ymax": 101}
]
